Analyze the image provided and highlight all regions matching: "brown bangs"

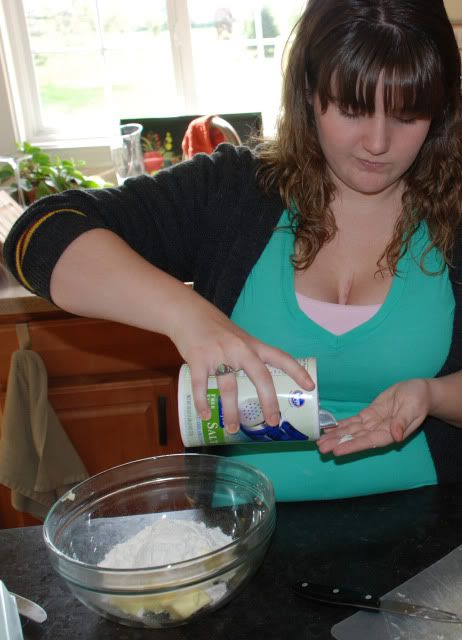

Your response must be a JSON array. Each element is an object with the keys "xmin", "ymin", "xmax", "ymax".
[{"xmin": 314, "ymin": 24, "xmax": 445, "ymax": 118}]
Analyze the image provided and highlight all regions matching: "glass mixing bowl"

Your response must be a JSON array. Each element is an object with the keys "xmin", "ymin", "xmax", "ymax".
[{"xmin": 43, "ymin": 453, "xmax": 276, "ymax": 628}]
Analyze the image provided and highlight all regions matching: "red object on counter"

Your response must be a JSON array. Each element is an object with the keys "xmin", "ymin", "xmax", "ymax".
[{"xmin": 143, "ymin": 151, "xmax": 164, "ymax": 173}]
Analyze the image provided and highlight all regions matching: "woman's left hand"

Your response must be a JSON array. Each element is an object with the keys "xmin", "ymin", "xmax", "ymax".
[{"xmin": 317, "ymin": 379, "xmax": 431, "ymax": 455}]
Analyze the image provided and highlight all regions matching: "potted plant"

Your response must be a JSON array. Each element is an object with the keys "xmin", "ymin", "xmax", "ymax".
[{"xmin": 0, "ymin": 141, "xmax": 111, "ymax": 205}]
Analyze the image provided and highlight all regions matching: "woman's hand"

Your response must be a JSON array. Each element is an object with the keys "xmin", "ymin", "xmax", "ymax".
[
  {"xmin": 316, "ymin": 379, "xmax": 431, "ymax": 455},
  {"xmin": 170, "ymin": 297, "xmax": 314, "ymax": 434},
  {"xmin": 49, "ymin": 229, "xmax": 314, "ymax": 436}
]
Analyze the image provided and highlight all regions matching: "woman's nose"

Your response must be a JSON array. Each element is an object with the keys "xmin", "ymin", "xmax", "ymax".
[{"xmin": 362, "ymin": 114, "xmax": 390, "ymax": 155}]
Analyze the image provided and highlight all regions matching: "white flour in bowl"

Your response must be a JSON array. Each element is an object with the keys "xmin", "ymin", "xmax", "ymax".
[
  {"xmin": 98, "ymin": 517, "xmax": 234, "ymax": 621},
  {"xmin": 98, "ymin": 517, "xmax": 233, "ymax": 568}
]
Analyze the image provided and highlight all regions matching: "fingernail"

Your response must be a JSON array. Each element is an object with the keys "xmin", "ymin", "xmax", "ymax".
[
  {"xmin": 201, "ymin": 409, "xmax": 211, "ymax": 420},
  {"xmin": 226, "ymin": 423, "xmax": 239, "ymax": 434},
  {"xmin": 268, "ymin": 413, "xmax": 280, "ymax": 427}
]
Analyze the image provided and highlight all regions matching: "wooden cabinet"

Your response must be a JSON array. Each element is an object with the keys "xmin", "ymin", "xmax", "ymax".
[
  {"xmin": 0, "ymin": 310, "xmax": 185, "ymax": 528},
  {"xmin": 49, "ymin": 370, "xmax": 183, "ymax": 476}
]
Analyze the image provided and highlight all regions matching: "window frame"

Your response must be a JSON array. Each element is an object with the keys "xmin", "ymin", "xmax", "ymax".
[{"xmin": 0, "ymin": 0, "xmax": 198, "ymax": 151}]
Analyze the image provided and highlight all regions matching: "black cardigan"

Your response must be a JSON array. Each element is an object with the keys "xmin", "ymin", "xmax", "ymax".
[{"xmin": 4, "ymin": 144, "xmax": 462, "ymax": 483}]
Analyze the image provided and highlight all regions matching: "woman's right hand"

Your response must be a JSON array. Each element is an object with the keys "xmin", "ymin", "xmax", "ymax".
[
  {"xmin": 49, "ymin": 229, "xmax": 314, "ymax": 434},
  {"xmin": 169, "ymin": 296, "xmax": 314, "ymax": 433}
]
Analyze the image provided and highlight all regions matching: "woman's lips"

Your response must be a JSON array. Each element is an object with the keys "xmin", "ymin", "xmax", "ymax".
[{"xmin": 356, "ymin": 158, "xmax": 389, "ymax": 172}]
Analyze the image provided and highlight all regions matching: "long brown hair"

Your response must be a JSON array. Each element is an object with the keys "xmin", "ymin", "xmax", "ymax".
[{"xmin": 256, "ymin": 0, "xmax": 462, "ymax": 273}]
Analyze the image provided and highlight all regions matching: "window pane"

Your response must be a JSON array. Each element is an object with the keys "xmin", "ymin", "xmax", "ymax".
[
  {"xmin": 188, "ymin": 1, "xmax": 304, "ymax": 115},
  {"xmin": 99, "ymin": 0, "xmax": 175, "ymax": 119},
  {"xmin": 22, "ymin": 0, "xmax": 173, "ymax": 136},
  {"xmin": 106, "ymin": 48, "xmax": 177, "ymax": 119},
  {"xmin": 97, "ymin": 0, "xmax": 168, "ymax": 48},
  {"xmin": 33, "ymin": 52, "xmax": 106, "ymax": 133}
]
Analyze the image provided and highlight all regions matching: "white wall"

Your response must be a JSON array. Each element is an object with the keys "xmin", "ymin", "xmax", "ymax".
[
  {"xmin": 445, "ymin": 1, "xmax": 462, "ymax": 21},
  {"xmin": 0, "ymin": 64, "xmax": 17, "ymax": 155}
]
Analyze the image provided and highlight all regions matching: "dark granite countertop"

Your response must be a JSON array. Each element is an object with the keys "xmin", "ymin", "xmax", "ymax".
[{"xmin": 2, "ymin": 483, "xmax": 462, "ymax": 640}]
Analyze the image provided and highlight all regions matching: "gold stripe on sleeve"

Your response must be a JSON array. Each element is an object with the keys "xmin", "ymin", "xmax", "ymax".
[{"xmin": 15, "ymin": 208, "xmax": 87, "ymax": 291}]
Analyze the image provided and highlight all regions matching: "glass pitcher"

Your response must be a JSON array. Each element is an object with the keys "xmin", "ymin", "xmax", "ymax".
[{"xmin": 111, "ymin": 123, "xmax": 145, "ymax": 185}]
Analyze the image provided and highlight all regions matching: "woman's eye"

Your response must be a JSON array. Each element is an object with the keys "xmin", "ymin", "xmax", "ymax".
[
  {"xmin": 394, "ymin": 115, "xmax": 417, "ymax": 124},
  {"xmin": 338, "ymin": 108, "xmax": 362, "ymax": 119}
]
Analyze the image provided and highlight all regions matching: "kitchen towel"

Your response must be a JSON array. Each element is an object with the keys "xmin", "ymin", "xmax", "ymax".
[
  {"xmin": 0, "ymin": 347, "xmax": 88, "ymax": 520},
  {"xmin": 181, "ymin": 115, "xmax": 226, "ymax": 159}
]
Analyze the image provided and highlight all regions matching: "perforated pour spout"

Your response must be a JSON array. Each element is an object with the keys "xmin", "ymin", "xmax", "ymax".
[
  {"xmin": 238, "ymin": 398, "xmax": 265, "ymax": 428},
  {"xmin": 319, "ymin": 409, "xmax": 338, "ymax": 429}
]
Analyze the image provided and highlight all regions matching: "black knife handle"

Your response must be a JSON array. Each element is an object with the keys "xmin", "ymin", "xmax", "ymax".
[{"xmin": 292, "ymin": 582, "xmax": 381, "ymax": 609}]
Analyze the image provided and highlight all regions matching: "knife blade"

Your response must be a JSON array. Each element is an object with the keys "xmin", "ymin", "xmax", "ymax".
[
  {"xmin": 12, "ymin": 593, "xmax": 47, "ymax": 624},
  {"xmin": 292, "ymin": 581, "xmax": 462, "ymax": 624}
]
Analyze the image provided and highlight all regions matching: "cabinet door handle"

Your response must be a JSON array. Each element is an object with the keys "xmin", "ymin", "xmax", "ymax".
[{"xmin": 157, "ymin": 396, "xmax": 168, "ymax": 445}]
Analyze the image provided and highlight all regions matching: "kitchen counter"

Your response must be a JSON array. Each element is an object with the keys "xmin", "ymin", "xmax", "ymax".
[
  {"xmin": 0, "ymin": 268, "xmax": 65, "ymax": 323},
  {"xmin": 2, "ymin": 482, "xmax": 462, "ymax": 640}
]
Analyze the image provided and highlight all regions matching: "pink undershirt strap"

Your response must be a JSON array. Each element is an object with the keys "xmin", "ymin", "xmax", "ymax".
[{"xmin": 295, "ymin": 291, "xmax": 381, "ymax": 335}]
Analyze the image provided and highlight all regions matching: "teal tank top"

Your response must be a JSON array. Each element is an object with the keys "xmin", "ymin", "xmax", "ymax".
[{"xmin": 224, "ymin": 211, "xmax": 455, "ymax": 500}]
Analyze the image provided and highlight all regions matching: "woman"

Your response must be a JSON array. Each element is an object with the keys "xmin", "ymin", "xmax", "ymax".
[{"xmin": 4, "ymin": 0, "xmax": 462, "ymax": 500}]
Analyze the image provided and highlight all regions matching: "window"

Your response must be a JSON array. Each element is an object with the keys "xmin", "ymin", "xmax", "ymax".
[{"xmin": 0, "ymin": 0, "xmax": 304, "ymax": 152}]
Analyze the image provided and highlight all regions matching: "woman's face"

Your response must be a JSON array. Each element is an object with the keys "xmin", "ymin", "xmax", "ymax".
[{"xmin": 312, "ymin": 78, "xmax": 432, "ymax": 197}]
